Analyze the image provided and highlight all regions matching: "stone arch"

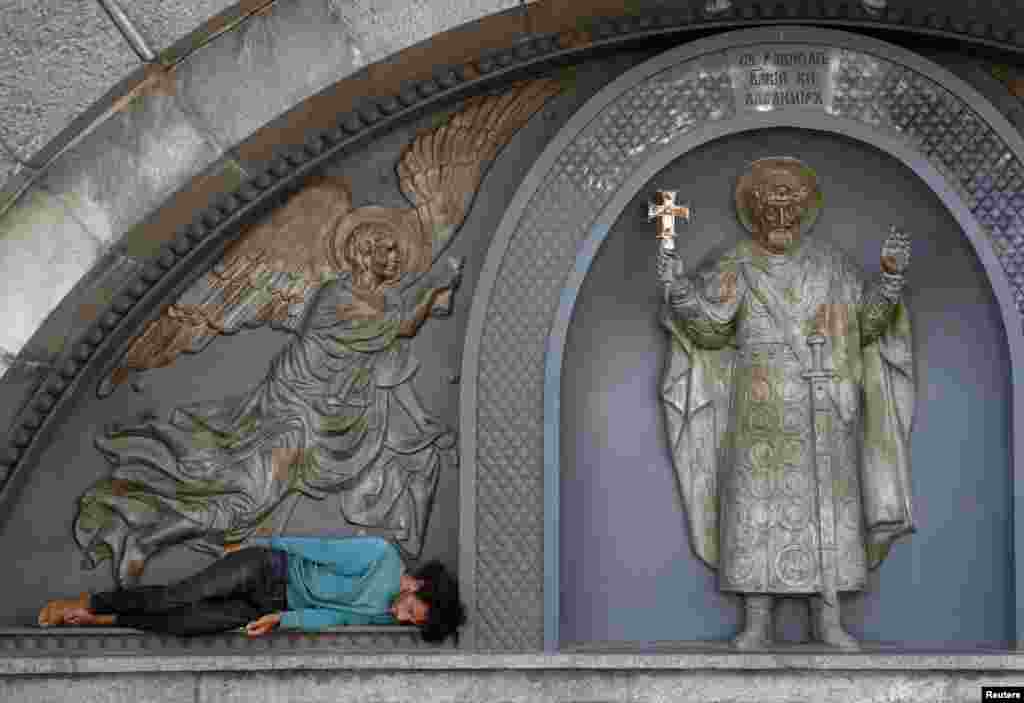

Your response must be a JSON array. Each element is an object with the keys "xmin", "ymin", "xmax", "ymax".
[{"xmin": 461, "ymin": 26, "xmax": 1024, "ymax": 651}]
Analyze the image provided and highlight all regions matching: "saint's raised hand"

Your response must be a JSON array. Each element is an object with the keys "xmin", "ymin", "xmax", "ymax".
[
  {"xmin": 245, "ymin": 612, "xmax": 282, "ymax": 637},
  {"xmin": 881, "ymin": 225, "xmax": 912, "ymax": 275}
]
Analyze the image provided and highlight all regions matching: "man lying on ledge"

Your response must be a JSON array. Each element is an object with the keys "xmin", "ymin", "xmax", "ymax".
[{"xmin": 38, "ymin": 536, "xmax": 466, "ymax": 644}]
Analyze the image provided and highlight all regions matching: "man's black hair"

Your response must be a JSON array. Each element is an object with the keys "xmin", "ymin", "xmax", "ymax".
[{"xmin": 411, "ymin": 560, "xmax": 467, "ymax": 644}]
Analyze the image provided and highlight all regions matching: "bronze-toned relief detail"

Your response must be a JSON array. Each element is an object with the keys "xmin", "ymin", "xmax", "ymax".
[
  {"xmin": 106, "ymin": 79, "xmax": 561, "ymax": 389},
  {"xmin": 75, "ymin": 80, "xmax": 561, "ymax": 587}
]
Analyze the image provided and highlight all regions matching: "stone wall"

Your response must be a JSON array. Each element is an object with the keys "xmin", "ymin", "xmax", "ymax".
[{"xmin": 3, "ymin": 651, "xmax": 1024, "ymax": 702}]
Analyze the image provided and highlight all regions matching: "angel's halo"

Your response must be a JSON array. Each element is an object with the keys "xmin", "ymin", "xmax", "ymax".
[{"xmin": 328, "ymin": 206, "xmax": 429, "ymax": 278}]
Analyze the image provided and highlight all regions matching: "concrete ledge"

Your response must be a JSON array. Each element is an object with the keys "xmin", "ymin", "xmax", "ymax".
[
  {"xmin": 3, "ymin": 650, "xmax": 1024, "ymax": 703},
  {"xmin": 4, "ymin": 648, "xmax": 1024, "ymax": 674}
]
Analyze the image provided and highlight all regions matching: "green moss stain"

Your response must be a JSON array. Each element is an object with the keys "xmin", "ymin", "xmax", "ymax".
[
  {"xmin": 331, "ymin": 318, "xmax": 400, "ymax": 353},
  {"xmin": 833, "ymin": 476, "xmax": 851, "ymax": 500},
  {"xmin": 703, "ymin": 526, "xmax": 719, "ymax": 564},
  {"xmin": 77, "ymin": 500, "xmax": 115, "ymax": 531},
  {"xmin": 220, "ymin": 158, "xmax": 247, "ymax": 192},
  {"xmin": 431, "ymin": 110, "xmax": 454, "ymax": 130},
  {"xmin": 0, "ymin": 191, "xmax": 17, "ymax": 218},
  {"xmin": 92, "ymin": 542, "xmax": 114, "ymax": 564},
  {"xmin": 127, "ymin": 493, "xmax": 162, "ymax": 514},
  {"xmin": 575, "ymin": 16, "xmax": 596, "ymax": 36},
  {"xmin": 866, "ymin": 541, "xmax": 891, "ymax": 567},
  {"xmin": 289, "ymin": 448, "xmax": 321, "ymax": 489},
  {"xmin": 557, "ymin": 65, "xmax": 579, "ymax": 97},
  {"xmin": 779, "ymin": 439, "xmax": 803, "ymax": 466},
  {"xmin": 0, "ymin": 189, "xmax": 76, "ymax": 245},
  {"xmin": 320, "ymin": 413, "xmax": 367, "ymax": 434},
  {"xmin": 188, "ymin": 413, "xmax": 260, "ymax": 451},
  {"xmin": 433, "ymin": 222, "xmax": 455, "ymax": 245},
  {"xmin": 122, "ymin": 219, "xmax": 167, "ymax": 259},
  {"xmin": 991, "ymin": 64, "xmax": 1012, "ymax": 83},
  {"xmin": 42, "ymin": 331, "xmax": 68, "ymax": 356}
]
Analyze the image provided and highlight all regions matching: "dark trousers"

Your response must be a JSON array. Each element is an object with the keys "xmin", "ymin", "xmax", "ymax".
[{"xmin": 90, "ymin": 547, "xmax": 288, "ymax": 636}]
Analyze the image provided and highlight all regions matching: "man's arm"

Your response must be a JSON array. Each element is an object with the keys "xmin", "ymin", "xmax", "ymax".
[
  {"xmin": 280, "ymin": 608, "xmax": 370, "ymax": 631},
  {"xmin": 245, "ymin": 609, "xmax": 377, "ymax": 636}
]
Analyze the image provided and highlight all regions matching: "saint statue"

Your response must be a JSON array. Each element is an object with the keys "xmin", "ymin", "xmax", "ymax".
[{"xmin": 656, "ymin": 157, "xmax": 915, "ymax": 650}]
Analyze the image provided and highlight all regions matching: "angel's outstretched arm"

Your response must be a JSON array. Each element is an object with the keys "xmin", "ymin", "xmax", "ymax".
[
  {"xmin": 397, "ymin": 289, "xmax": 441, "ymax": 338},
  {"xmin": 397, "ymin": 257, "xmax": 463, "ymax": 337}
]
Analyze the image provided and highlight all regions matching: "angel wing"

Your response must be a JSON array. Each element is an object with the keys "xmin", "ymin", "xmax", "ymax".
[
  {"xmin": 98, "ymin": 176, "xmax": 354, "ymax": 396},
  {"xmin": 397, "ymin": 78, "xmax": 562, "ymax": 275},
  {"xmin": 98, "ymin": 79, "xmax": 561, "ymax": 396}
]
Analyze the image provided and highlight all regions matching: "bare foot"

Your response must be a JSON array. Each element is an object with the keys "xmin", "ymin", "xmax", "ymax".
[
  {"xmin": 37, "ymin": 593, "xmax": 90, "ymax": 627},
  {"xmin": 63, "ymin": 607, "xmax": 97, "ymax": 626},
  {"xmin": 65, "ymin": 608, "xmax": 116, "ymax": 627}
]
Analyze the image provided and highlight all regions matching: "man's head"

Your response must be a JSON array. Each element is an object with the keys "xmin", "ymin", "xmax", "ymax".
[
  {"xmin": 736, "ymin": 157, "xmax": 820, "ymax": 255},
  {"xmin": 391, "ymin": 560, "xmax": 467, "ymax": 644}
]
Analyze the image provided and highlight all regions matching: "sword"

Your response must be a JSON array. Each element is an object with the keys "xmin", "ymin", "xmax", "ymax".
[{"xmin": 803, "ymin": 333, "xmax": 839, "ymax": 607}]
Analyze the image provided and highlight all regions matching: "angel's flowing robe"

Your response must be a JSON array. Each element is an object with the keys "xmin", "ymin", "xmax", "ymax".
[
  {"xmin": 660, "ymin": 237, "xmax": 915, "ymax": 594},
  {"xmin": 74, "ymin": 276, "xmax": 453, "ymax": 578}
]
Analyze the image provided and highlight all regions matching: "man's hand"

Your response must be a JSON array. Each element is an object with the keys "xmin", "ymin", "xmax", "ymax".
[
  {"xmin": 245, "ymin": 612, "xmax": 282, "ymax": 637},
  {"xmin": 880, "ymin": 225, "xmax": 911, "ymax": 275}
]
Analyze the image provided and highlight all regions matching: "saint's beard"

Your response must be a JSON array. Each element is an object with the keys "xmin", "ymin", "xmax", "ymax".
[{"xmin": 755, "ymin": 227, "xmax": 801, "ymax": 254}]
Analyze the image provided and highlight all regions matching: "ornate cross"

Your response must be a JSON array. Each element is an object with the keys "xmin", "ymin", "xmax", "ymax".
[{"xmin": 648, "ymin": 190, "xmax": 692, "ymax": 252}]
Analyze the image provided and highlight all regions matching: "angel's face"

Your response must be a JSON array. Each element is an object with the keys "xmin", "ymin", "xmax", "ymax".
[{"xmin": 371, "ymin": 235, "xmax": 402, "ymax": 283}]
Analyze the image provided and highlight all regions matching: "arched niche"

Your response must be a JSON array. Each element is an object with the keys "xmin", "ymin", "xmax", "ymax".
[
  {"xmin": 461, "ymin": 26, "xmax": 1024, "ymax": 651},
  {"xmin": 561, "ymin": 125, "xmax": 1012, "ymax": 650}
]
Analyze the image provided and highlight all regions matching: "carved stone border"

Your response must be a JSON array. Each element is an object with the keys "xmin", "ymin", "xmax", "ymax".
[
  {"xmin": 463, "ymin": 26, "xmax": 1024, "ymax": 652},
  {"xmin": 1, "ymin": 11, "xmax": 1024, "ymax": 654}
]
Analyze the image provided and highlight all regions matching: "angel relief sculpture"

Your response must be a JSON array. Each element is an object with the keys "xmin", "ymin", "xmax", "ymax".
[{"xmin": 74, "ymin": 80, "xmax": 560, "ymax": 586}]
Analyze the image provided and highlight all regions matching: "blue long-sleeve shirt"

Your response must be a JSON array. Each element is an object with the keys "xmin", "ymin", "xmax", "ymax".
[{"xmin": 251, "ymin": 536, "xmax": 402, "ymax": 631}]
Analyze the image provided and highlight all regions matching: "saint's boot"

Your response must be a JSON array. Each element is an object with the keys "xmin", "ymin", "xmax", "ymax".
[
  {"xmin": 810, "ymin": 595, "xmax": 859, "ymax": 650},
  {"xmin": 731, "ymin": 595, "xmax": 775, "ymax": 650}
]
